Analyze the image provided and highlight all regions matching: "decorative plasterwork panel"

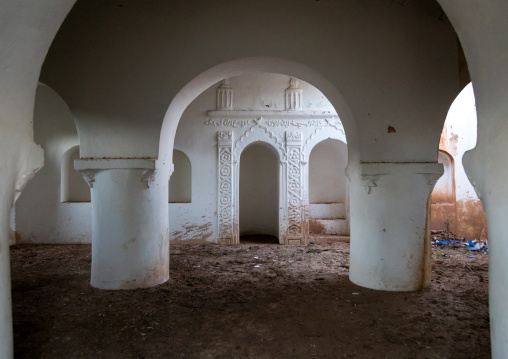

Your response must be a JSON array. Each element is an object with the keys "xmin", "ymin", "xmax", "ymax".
[
  {"xmin": 216, "ymin": 79, "xmax": 233, "ymax": 110},
  {"xmin": 285, "ymin": 77, "xmax": 303, "ymax": 111},
  {"xmin": 301, "ymin": 127, "xmax": 346, "ymax": 163},
  {"xmin": 204, "ymin": 119, "xmax": 251, "ymax": 128},
  {"xmin": 286, "ymin": 131, "xmax": 303, "ymax": 240},
  {"xmin": 217, "ymin": 131, "xmax": 234, "ymax": 244},
  {"xmin": 206, "ymin": 110, "xmax": 339, "ymax": 121},
  {"xmin": 232, "ymin": 118, "xmax": 286, "ymax": 161}
]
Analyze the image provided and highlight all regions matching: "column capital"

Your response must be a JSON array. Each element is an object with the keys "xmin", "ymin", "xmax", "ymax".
[
  {"xmin": 359, "ymin": 162, "xmax": 443, "ymax": 194},
  {"xmin": 74, "ymin": 158, "xmax": 156, "ymax": 188}
]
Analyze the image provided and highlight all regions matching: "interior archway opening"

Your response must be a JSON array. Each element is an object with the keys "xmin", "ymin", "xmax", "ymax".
[
  {"xmin": 308, "ymin": 138, "xmax": 349, "ymax": 239},
  {"xmin": 431, "ymin": 82, "xmax": 488, "ymax": 244},
  {"xmin": 167, "ymin": 71, "xmax": 349, "ymax": 245},
  {"xmin": 239, "ymin": 142, "xmax": 279, "ymax": 245}
]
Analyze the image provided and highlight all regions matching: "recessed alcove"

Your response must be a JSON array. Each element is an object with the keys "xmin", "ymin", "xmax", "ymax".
[
  {"xmin": 61, "ymin": 146, "xmax": 91, "ymax": 203},
  {"xmin": 239, "ymin": 142, "xmax": 279, "ymax": 243}
]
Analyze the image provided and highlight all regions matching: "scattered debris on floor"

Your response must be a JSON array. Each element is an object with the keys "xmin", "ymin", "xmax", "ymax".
[{"xmin": 431, "ymin": 230, "xmax": 488, "ymax": 254}]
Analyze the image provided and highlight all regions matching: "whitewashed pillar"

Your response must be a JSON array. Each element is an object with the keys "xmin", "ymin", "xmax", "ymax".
[
  {"xmin": 0, "ymin": 192, "xmax": 13, "ymax": 359},
  {"xmin": 217, "ymin": 131, "xmax": 235, "ymax": 244},
  {"xmin": 349, "ymin": 162, "xmax": 443, "ymax": 291},
  {"xmin": 75, "ymin": 159, "xmax": 169, "ymax": 290},
  {"xmin": 285, "ymin": 131, "xmax": 304, "ymax": 244}
]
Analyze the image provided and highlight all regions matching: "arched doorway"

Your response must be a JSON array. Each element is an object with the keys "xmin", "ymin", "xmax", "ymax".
[
  {"xmin": 431, "ymin": 83, "xmax": 487, "ymax": 241},
  {"xmin": 239, "ymin": 142, "xmax": 279, "ymax": 244},
  {"xmin": 308, "ymin": 138, "xmax": 349, "ymax": 237}
]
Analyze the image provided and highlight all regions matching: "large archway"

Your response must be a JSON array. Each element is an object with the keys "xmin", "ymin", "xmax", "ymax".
[{"xmin": 158, "ymin": 57, "xmax": 359, "ymax": 171}]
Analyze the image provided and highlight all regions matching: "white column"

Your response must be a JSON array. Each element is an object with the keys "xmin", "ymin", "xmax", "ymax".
[
  {"xmin": 482, "ymin": 191, "xmax": 508, "ymax": 359},
  {"xmin": 463, "ymin": 150, "xmax": 508, "ymax": 358},
  {"xmin": 349, "ymin": 162, "xmax": 442, "ymax": 291},
  {"xmin": 75, "ymin": 159, "xmax": 169, "ymax": 290},
  {"xmin": 0, "ymin": 191, "xmax": 13, "ymax": 359}
]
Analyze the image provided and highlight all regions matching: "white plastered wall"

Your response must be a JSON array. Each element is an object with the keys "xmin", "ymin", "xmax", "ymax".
[{"xmin": 14, "ymin": 84, "xmax": 92, "ymax": 244}]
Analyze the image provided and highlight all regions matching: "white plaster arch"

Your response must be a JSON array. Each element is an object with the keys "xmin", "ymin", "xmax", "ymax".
[
  {"xmin": 159, "ymin": 57, "xmax": 359, "ymax": 174},
  {"xmin": 232, "ymin": 119, "xmax": 287, "ymax": 163},
  {"xmin": 302, "ymin": 128, "xmax": 347, "ymax": 164}
]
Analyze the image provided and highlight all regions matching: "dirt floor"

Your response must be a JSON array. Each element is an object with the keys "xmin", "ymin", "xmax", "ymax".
[{"xmin": 10, "ymin": 238, "xmax": 490, "ymax": 359}]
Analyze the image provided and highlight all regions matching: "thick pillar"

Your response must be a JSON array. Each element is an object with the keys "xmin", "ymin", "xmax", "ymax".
[
  {"xmin": 0, "ymin": 190, "xmax": 13, "ymax": 359},
  {"xmin": 349, "ymin": 162, "xmax": 442, "ymax": 291},
  {"xmin": 75, "ymin": 159, "xmax": 169, "ymax": 290},
  {"xmin": 463, "ymin": 147, "xmax": 508, "ymax": 358}
]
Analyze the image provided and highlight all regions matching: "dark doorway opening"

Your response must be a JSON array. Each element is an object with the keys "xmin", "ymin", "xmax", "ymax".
[{"xmin": 239, "ymin": 234, "xmax": 279, "ymax": 244}]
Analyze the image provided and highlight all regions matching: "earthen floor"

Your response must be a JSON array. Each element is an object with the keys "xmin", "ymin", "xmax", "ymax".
[{"xmin": 11, "ymin": 241, "xmax": 490, "ymax": 358}]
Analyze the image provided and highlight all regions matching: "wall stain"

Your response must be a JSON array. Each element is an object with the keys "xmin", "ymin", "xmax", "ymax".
[
  {"xmin": 448, "ymin": 132, "xmax": 459, "ymax": 156},
  {"xmin": 309, "ymin": 219, "xmax": 326, "ymax": 235},
  {"xmin": 122, "ymin": 237, "xmax": 137, "ymax": 250},
  {"xmin": 171, "ymin": 222, "xmax": 213, "ymax": 242}
]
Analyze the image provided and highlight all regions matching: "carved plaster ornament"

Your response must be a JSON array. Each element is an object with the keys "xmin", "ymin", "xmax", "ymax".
[
  {"xmin": 218, "ymin": 130, "xmax": 233, "ymax": 140},
  {"xmin": 79, "ymin": 169, "xmax": 98, "ymax": 189},
  {"xmin": 286, "ymin": 133, "xmax": 303, "ymax": 238},
  {"xmin": 141, "ymin": 169, "xmax": 156, "ymax": 188},
  {"xmin": 216, "ymin": 78, "xmax": 233, "ymax": 110},
  {"xmin": 217, "ymin": 130, "xmax": 234, "ymax": 243},
  {"xmin": 204, "ymin": 118, "xmax": 342, "ymax": 129},
  {"xmin": 286, "ymin": 131, "xmax": 302, "ymax": 140},
  {"xmin": 285, "ymin": 77, "xmax": 303, "ymax": 111},
  {"xmin": 361, "ymin": 174, "xmax": 384, "ymax": 194}
]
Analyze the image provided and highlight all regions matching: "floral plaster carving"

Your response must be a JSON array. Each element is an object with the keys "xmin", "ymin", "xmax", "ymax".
[
  {"xmin": 217, "ymin": 132, "xmax": 234, "ymax": 244},
  {"xmin": 205, "ymin": 119, "xmax": 251, "ymax": 127}
]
